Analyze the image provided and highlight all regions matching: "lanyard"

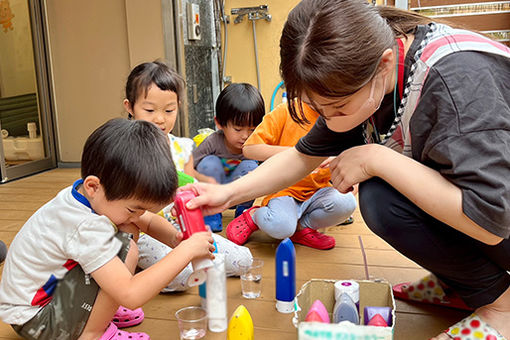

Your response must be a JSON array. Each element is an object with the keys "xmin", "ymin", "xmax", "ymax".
[{"xmin": 396, "ymin": 38, "xmax": 405, "ymax": 100}]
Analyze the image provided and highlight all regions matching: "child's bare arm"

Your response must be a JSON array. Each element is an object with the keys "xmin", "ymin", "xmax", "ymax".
[
  {"xmin": 136, "ymin": 211, "xmax": 182, "ymax": 248},
  {"xmin": 243, "ymin": 144, "xmax": 290, "ymax": 161},
  {"xmin": 91, "ymin": 231, "xmax": 214, "ymax": 309}
]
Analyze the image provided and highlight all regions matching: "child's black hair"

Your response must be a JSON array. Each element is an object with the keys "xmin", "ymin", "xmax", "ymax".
[
  {"xmin": 81, "ymin": 118, "xmax": 177, "ymax": 204},
  {"xmin": 215, "ymin": 83, "xmax": 265, "ymax": 127},
  {"xmin": 125, "ymin": 60, "xmax": 185, "ymax": 110}
]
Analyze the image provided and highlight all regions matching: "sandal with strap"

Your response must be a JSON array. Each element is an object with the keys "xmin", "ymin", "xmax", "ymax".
[
  {"xmin": 226, "ymin": 206, "xmax": 259, "ymax": 245},
  {"xmin": 444, "ymin": 313, "xmax": 506, "ymax": 340},
  {"xmin": 392, "ymin": 274, "xmax": 472, "ymax": 311},
  {"xmin": 290, "ymin": 228, "xmax": 336, "ymax": 250},
  {"xmin": 99, "ymin": 322, "xmax": 150, "ymax": 340},
  {"xmin": 112, "ymin": 306, "xmax": 145, "ymax": 328}
]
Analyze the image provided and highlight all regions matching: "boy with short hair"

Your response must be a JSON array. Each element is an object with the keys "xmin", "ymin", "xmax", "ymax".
[
  {"xmin": 193, "ymin": 83, "xmax": 265, "ymax": 232},
  {"xmin": 0, "ymin": 118, "xmax": 214, "ymax": 340}
]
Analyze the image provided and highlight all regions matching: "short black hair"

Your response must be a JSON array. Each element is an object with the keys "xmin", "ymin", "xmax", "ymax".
[
  {"xmin": 215, "ymin": 83, "xmax": 265, "ymax": 127},
  {"xmin": 125, "ymin": 60, "xmax": 185, "ymax": 109},
  {"xmin": 81, "ymin": 118, "xmax": 177, "ymax": 204}
]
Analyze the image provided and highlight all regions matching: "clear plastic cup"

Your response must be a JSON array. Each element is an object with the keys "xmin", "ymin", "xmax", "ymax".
[
  {"xmin": 175, "ymin": 306, "xmax": 207, "ymax": 339},
  {"xmin": 239, "ymin": 258, "xmax": 264, "ymax": 299}
]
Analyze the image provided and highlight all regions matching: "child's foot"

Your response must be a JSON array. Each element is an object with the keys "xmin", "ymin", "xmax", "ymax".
[
  {"xmin": 234, "ymin": 203, "xmax": 253, "ymax": 218},
  {"xmin": 112, "ymin": 306, "xmax": 144, "ymax": 328},
  {"xmin": 100, "ymin": 322, "xmax": 150, "ymax": 339},
  {"xmin": 226, "ymin": 206, "xmax": 259, "ymax": 245},
  {"xmin": 338, "ymin": 216, "xmax": 354, "ymax": 225},
  {"xmin": 290, "ymin": 228, "xmax": 336, "ymax": 250},
  {"xmin": 204, "ymin": 213, "xmax": 223, "ymax": 232}
]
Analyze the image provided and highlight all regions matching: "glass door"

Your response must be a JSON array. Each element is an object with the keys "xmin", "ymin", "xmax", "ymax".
[{"xmin": 0, "ymin": 0, "xmax": 56, "ymax": 182}]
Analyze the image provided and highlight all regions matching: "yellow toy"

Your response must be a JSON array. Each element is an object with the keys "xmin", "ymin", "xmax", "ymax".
[
  {"xmin": 227, "ymin": 305, "xmax": 254, "ymax": 340},
  {"xmin": 192, "ymin": 128, "xmax": 214, "ymax": 147}
]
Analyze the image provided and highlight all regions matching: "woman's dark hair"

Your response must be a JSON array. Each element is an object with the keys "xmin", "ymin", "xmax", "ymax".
[
  {"xmin": 280, "ymin": 0, "xmax": 435, "ymax": 124},
  {"xmin": 125, "ymin": 60, "xmax": 185, "ymax": 110},
  {"xmin": 81, "ymin": 118, "xmax": 177, "ymax": 204},
  {"xmin": 215, "ymin": 83, "xmax": 265, "ymax": 127}
]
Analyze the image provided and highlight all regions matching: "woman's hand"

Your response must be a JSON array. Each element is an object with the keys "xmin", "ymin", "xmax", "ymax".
[
  {"xmin": 329, "ymin": 144, "xmax": 383, "ymax": 193},
  {"xmin": 178, "ymin": 182, "xmax": 235, "ymax": 216}
]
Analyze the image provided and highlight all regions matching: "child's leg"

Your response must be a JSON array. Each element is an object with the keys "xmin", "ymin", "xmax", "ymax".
[
  {"xmin": 252, "ymin": 196, "xmax": 300, "ymax": 239},
  {"xmin": 79, "ymin": 237, "xmax": 139, "ymax": 339},
  {"xmin": 299, "ymin": 187, "xmax": 357, "ymax": 230},
  {"xmin": 228, "ymin": 160, "xmax": 259, "ymax": 214},
  {"xmin": 195, "ymin": 155, "xmax": 226, "ymax": 184},
  {"xmin": 137, "ymin": 233, "xmax": 194, "ymax": 292},
  {"xmin": 212, "ymin": 233, "xmax": 253, "ymax": 276}
]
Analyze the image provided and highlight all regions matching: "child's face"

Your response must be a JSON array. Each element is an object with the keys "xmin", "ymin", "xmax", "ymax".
[
  {"xmin": 125, "ymin": 84, "xmax": 178, "ymax": 135},
  {"xmin": 216, "ymin": 121, "xmax": 256, "ymax": 154},
  {"xmin": 90, "ymin": 185, "xmax": 165, "ymax": 226}
]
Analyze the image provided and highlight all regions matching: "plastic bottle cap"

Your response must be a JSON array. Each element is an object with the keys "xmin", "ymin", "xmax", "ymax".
[{"xmin": 276, "ymin": 300, "xmax": 295, "ymax": 313}]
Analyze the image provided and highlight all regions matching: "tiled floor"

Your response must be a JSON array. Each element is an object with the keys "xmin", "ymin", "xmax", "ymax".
[{"xmin": 0, "ymin": 168, "xmax": 470, "ymax": 339}]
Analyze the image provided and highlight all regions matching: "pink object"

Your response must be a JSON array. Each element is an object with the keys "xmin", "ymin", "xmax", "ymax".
[
  {"xmin": 367, "ymin": 314, "xmax": 388, "ymax": 327},
  {"xmin": 112, "ymin": 306, "xmax": 144, "ymax": 328},
  {"xmin": 174, "ymin": 190, "xmax": 214, "ymax": 286},
  {"xmin": 99, "ymin": 322, "xmax": 150, "ymax": 339},
  {"xmin": 305, "ymin": 299, "xmax": 330, "ymax": 323}
]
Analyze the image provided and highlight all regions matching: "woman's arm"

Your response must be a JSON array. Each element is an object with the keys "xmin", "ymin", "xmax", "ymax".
[
  {"xmin": 331, "ymin": 144, "xmax": 503, "ymax": 245},
  {"xmin": 243, "ymin": 144, "xmax": 291, "ymax": 161},
  {"xmin": 186, "ymin": 147, "xmax": 326, "ymax": 215}
]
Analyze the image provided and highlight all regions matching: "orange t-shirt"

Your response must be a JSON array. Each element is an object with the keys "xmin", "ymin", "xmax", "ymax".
[{"xmin": 244, "ymin": 102, "xmax": 331, "ymax": 206}]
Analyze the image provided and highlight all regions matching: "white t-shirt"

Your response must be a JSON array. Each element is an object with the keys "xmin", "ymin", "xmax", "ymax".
[
  {"xmin": 0, "ymin": 181, "xmax": 122, "ymax": 325},
  {"xmin": 168, "ymin": 134, "xmax": 194, "ymax": 172}
]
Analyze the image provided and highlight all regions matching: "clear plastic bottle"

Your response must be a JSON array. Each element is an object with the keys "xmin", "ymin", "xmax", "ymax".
[{"xmin": 206, "ymin": 253, "xmax": 227, "ymax": 332}]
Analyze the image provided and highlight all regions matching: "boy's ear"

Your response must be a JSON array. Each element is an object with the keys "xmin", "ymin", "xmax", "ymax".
[
  {"xmin": 214, "ymin": 117, "xmax": 222, "ymax": 130},
  {"xmin": 123, "ymin": 99, "xmax": 133, "ymax": 117},
  {"xmin": 82, "ymin": 176, "xmax": 101, "ymax": 198}
]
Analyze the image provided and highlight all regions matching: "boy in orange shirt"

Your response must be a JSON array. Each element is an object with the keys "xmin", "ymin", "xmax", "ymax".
[{"xmin": 226, "ymin": 102, "xmax": 356, "ymax": 249}]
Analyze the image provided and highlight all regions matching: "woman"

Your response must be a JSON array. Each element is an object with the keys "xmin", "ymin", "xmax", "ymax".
[{"xmin": 184, "ymin": 0, "xmax": 510, "ymax": 338}]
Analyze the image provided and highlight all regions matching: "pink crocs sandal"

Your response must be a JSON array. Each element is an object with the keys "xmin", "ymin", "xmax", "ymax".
[
  {"xmin": 99, "ymin": 322, "xmax": 150, "ymax": 340},
  {"xmin": 392, "ymin": 274, "xmax": 472, "ymax": 311},
  {"xmin": 290, "ymin": 228, "xmax": 336, "ymax": 250},
  {"xmin": 226, "ymin": 206, "xmax": 259, "ymax": 245},
  {"xmin": 113, "ymin": 306, "xmax": 145, "ymax": 328},
  {"xmin": 444, "ymin": 313, "xmax": 505, "ymax": 339}
]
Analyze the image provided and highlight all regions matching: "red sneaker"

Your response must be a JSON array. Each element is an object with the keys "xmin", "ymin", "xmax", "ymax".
[{"xmin": 290, "ymin": 228, "xmax": 336, "ymax": 250}]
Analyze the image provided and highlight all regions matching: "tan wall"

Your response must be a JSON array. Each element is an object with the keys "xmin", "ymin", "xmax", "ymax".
[
  {"xmin": 222, "ymin": 0, "xmax": 299, "ymax": 111},
  {"xmin": 45, "ymin": 0, "xmax": 166, "ymax": 162},
  {"xmin": 0, "ymin": 0, "xmax": 36, "ymax": 97}
]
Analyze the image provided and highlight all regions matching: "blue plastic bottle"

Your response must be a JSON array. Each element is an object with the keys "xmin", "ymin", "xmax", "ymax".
[{"xmin": 275, "ymin": 238, "xmax": 296, "ymax": 313}]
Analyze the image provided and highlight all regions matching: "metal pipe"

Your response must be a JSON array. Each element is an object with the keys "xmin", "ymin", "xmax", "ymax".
[{"xmin": 252, "ymin": 19, "xmax": 261, "ymax": 90}]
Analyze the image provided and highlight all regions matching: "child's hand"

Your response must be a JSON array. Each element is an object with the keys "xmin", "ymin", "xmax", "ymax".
[{"xmin": 181, "ymin": 231, "xmax": 215, "ymax": 260}]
